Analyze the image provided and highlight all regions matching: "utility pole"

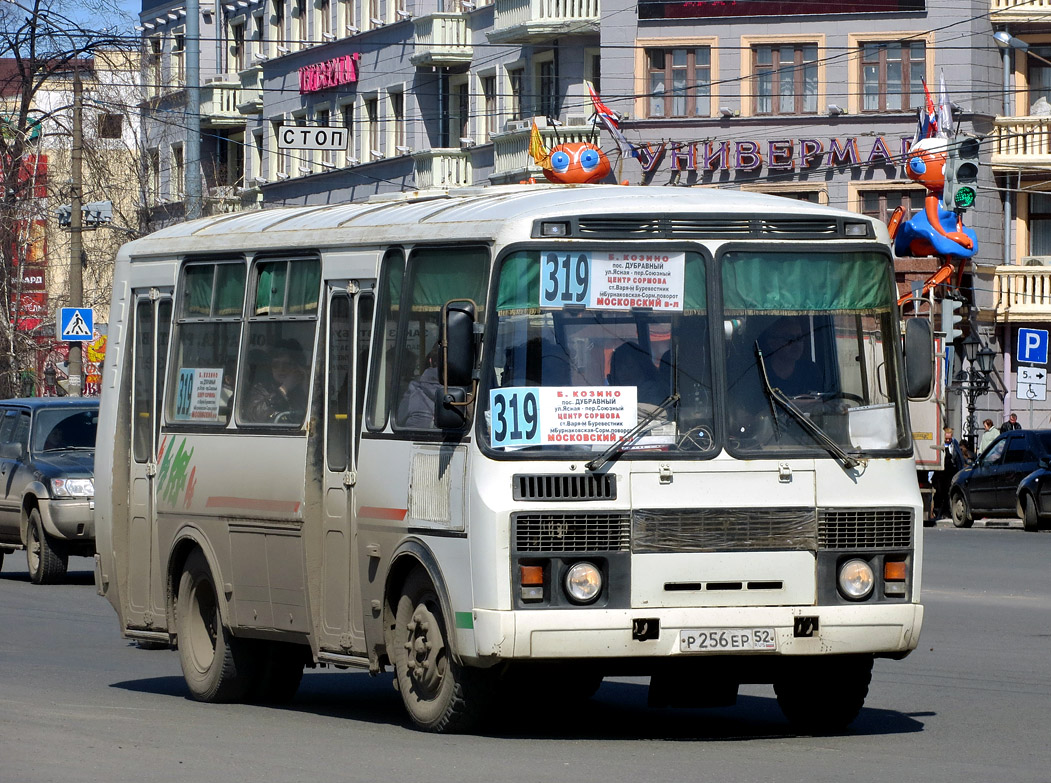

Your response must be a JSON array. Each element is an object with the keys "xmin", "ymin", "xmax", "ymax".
[
  {"xmin": 185, "ymin": 0, "xmax": 202, "ymax": 220},
  {"xmin": 67, "ymin": 69, "xmax": 83, "ymax": 397}
]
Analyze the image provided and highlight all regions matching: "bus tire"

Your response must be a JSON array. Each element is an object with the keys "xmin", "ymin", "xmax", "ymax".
[
  {"xmin": 392, "ymin": 569, "xmax": 490, "ymax": 733},
  {"xmin": 774, "ymin": 654, "xmax": 872, "ymax": 734},
  {"xmin": 175, "ymin": 549, "xmax": 256, "ymax": 703},
  {"xmin": 27, "ymin": 508, "xmax": 67, "ymax": 585},
  {"xmin": 248, "ymin": 641, "xmax": 305, "ymax": 704}
]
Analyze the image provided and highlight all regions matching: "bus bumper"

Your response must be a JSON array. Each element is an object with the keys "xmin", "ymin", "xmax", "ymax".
[{"xmin": 466, "ymin": 603, "xmax": 923, "ymax": 661}]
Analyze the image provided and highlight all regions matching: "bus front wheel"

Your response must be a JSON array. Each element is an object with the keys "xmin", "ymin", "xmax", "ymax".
[
  {"xmin": 392, "ymin": 569, "xmax": 491, "ymax": 733},
  {"xmin": 774, "ymin": 654, "xmax": 872, "ymax": 734},
  {"xmin": 175, "ymin": 549, "xmax": 256, "ymax": 703}
]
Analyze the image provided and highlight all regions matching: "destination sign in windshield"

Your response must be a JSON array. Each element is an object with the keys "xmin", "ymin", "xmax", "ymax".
[{"xmin": 540, "ymin": 251, "xmax": 685, "ymax": 311}]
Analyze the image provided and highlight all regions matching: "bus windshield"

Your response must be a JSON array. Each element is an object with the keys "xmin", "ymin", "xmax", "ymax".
[{"xmin": 484, "ymin": 247, "xmax": 911, "ymax": 459}]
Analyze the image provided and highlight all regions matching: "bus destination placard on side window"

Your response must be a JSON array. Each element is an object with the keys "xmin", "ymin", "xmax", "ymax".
[
  {"xmin": 489, "ymin": 387, "xmax": 638, "ymax": 448},
  {"xmin": 174, "ymin": 368, "xmax": 222, "ymax": 422},
  {"xmin": 540, "ymin": 251, "xmax": 685, "ymax": 311}
]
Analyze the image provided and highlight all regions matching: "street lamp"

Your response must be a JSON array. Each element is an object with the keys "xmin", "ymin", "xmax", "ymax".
[{"xmin": 960, "ymin": 333, "xmax": 996, "ymax": 453}]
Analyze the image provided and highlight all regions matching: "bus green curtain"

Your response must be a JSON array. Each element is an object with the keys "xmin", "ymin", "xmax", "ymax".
[{"xmin": 722, "ymin": 252, "xmax": 893, "ymax": 314}]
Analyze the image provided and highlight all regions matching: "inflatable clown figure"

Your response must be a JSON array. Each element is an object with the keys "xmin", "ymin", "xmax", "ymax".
[{"xmin": 888, "ymin": 137, "xmax": 977, "ymax": 260}]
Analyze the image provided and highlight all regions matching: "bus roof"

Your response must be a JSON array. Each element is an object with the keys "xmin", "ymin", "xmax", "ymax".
[{"xmin": 121, "ymin": 184, "xmax": 887, "ymax": 259}]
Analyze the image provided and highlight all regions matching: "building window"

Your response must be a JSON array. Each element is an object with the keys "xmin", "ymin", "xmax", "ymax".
[
  {"xmin": 230, "ymin": 19, "xmax": 246, "ymax": 72},
  {"xmin": 97, "ymin": 113, "xmax": 123, "ymax": 139},
  {"xmin": 148, "ymin": 147, "xmax": 160, "ymax": 204},
  {"xmin": 271, "ymin": 121, "xmax": 288, "ymax": 175},
  {"xmin": 254, "ymin": 13, "xmax": 266, "ymax": 59},
  {"xmin": 537, "ymin": 58, "xmax": 558, "ymax": 118},
  {"xmin": 147, "ymin": 37, "xmax": 162, "ymax": 97},
  {"xmin": 251, "ymin": 130, "xmax": 264, "ymax": 182},
  {"xmin": 318, "ymin": 0, "xmax": 331, "ymax": 39},
  {"xmin": 754, "ymin": 44, "xmax": 817, "ymax": 115},
  {"xmin": 1027, "ymin": 46, "xmax": 1051, "ymax": 113},
  {"xmin": 450, "ymin": 80, "xmax": 469, "ymax": 146},
  {"xmin": 861, "ymin": 41, "xmax": 925, "ymax": 112},
  {"xmin": 316, "ymin": 108, "xmax": 332, "ymax": 166},
  {"xmin": 482, "ymin": 75, "xmax": 497, "ymax": 138},
  {"xmin": 341, "ymin": 103, "xmax": 355, "ymax": 164},
  {"xmin": 647, "ymin": 47, "xmax": 710, "ymax": 118},
  {"xmin": 1030, "ymin": 193, "xmax": 1051, "ymax": 256},
  {"xmin": 338, "ymin": 0, "xmax": 355, "ymax": 35},
  {"xmin": 171, "ymin": 29, "xmax": 186, "ymax": 86},
  {"xmin": 171, "ymin": 143, "xmax": 184, "ymax": 199},
  {"xmin": 273, "ymin": 0, "xmax": 287, "ymax": 52},
  {"xmin": 389, "ymin": 91, "xmax": 405, "ymax": 153},
  {"xmin": 294, "ymin": 0, "xmax": 307, "ymax": 49},
  {"xmin": 508, "ymin": 67, "xmax": 523, "ymax": 122},
  {"xmin": 365, "ymin": 98, "xmax": 379, "ymax": 158},
  {"xmin": 859, "ymin": 189, "xmax": 924, "ymax": 227}
]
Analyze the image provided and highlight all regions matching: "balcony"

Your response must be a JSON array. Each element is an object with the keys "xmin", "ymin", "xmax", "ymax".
[
  {"xmin": 490, "ymin": 117, "xmax": 595, "ymax": 184},
  {"xmin": 990, "ymin": 0, "xmax": 1051, "ymax": 23},
  {"xmin": 990, "ymin": 116, "xmax": 1051, "ymax": 169},
  {"xmin": 237, "ymin": 65, "xmax": 264, "ymax": 115},
  {"xmin": 489, "ymin": 0, "xmax": 599, "ymax": 44},
  {"xmin": 412, "ymin": 149, "xmax": 473, "ymax": 189},
  {"xmin": 200, "ymin": 78, "xmax": 244, "ymax": 129},
  {"xmin": 994, "ymin": 264, "xmax": 1051, "ymax": 321},
  {"xmin": 411, "ymin": 14, "xmax": 472, "ymax": 67}
]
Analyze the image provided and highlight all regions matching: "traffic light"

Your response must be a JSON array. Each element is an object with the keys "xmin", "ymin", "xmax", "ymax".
[
  {"xmin": 943, "ymin": 136, "xmax": 981, "ymax": 212},
  {"xmin": 940, "ymin": 298, "xmax": 964, "ymax": 341}
]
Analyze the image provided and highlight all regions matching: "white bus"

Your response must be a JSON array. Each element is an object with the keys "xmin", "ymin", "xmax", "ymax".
[{"xmin": 94, "ymin": 185, "xmax": 932, "ymax": 733}]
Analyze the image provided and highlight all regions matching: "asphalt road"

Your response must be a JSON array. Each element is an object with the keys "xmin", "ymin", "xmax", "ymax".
[{"xmin": 1, "ymin": 525, "xmax": 1049, "ymax": 783}]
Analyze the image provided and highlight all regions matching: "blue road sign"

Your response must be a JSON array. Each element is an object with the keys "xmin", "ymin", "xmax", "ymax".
[
  {"xmin": 1018, "ymin": 327, "xmax": 1049, "ymax": 365},
  {"xmin": 59, "ymin": 307, "xmax": 94, "ymax": 342}
]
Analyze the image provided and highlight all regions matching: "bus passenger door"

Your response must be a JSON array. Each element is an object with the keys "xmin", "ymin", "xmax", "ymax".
[
  {"xmin": 321, "ymin": 285, "xmax": 373, "ymax": 652},
  {"xmin": 127, "ymin": 291, "xmax": 172, "ymax": 629}
]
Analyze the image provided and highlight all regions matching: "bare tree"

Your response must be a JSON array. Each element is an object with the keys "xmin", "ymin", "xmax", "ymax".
[{"xmin": 0, "ymin": 0, "xmax": 131, "ymax": 396}]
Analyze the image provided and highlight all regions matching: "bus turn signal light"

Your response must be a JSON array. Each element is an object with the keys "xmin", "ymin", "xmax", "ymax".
[
  {"xmin": 884, "ymin": 561, "xmax": 907, "ymax": 581},
  {"xmin": 520, "ymin": 565, "xmax": 544, "ymax": 602}
]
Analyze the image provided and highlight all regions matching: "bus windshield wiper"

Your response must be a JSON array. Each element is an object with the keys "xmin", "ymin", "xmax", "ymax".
[
  {"xmin": 586, "ymin": 393, "xmax": 680, "ymax": 472},
  {"xmin": 754, "ymin": 342, "xmax": 863, "ymax": 471}
]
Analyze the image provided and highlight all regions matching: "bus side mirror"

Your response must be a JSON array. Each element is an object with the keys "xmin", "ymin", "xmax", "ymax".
[
  {"xmin": 442, "ymin": 300, "xmax": 476, "ymax": 388},
  {"xmin": 904, "ymin": 318, "xmax": 934, "ymax": 400},
  {"xmin": 435, "ymin": 299, "xmax": 477, "ymax": 430}
]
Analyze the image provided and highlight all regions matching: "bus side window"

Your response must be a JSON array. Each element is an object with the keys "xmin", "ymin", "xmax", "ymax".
[
  {"xmin": 236, "ymin": 257, "xmax": 321, "ymax": 428},
  {"xmin": 167, "ymin": 262, "xmax": 245, "ymax": 427},
  {"xmin": 391, "ymin": 247, "xmax": 489, "ymax": 433},
  {"xmin": 366, "ymin": 250, "xmax": 405, "ymax": 431}
]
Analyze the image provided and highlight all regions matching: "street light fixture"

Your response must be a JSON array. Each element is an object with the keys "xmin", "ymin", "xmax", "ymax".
[{"xmin": 959, "ymin": 332, "xmax": 996, "ymax": 453}]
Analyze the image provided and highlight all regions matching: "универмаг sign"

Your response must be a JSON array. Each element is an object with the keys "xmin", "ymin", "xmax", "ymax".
[{"xmin": 638, "ymin": 0, "xmax": 923, "ymax": 19}]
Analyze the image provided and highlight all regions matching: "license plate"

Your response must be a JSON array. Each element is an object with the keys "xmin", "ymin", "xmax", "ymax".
[{"xmin": 679, "ymin": 628, "xmax": 777, "ymax": 652}]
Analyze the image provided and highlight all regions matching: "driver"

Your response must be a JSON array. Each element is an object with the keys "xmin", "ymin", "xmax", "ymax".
[{"xmin": 243, "ymin": 338, "xmax": 309, "ymax": 424}]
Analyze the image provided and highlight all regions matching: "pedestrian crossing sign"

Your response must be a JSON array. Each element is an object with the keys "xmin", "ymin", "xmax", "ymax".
[{"xmin": 59, "ymin": 307, "xmax": 94, "ymax": 341}]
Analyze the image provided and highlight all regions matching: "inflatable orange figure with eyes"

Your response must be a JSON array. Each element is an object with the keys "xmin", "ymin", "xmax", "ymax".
[
  {"xmin": 542, "ymin": 141, "xmax": 612, "ymax": 184},
  {"xmin": 888, "ymin": 137, "xmax": 977, "ymax": 259}
]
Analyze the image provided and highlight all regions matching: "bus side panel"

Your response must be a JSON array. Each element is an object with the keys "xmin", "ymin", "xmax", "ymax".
[{"xmin": 155, "ymin": 433, "xmax": 311, "ymax": 636}]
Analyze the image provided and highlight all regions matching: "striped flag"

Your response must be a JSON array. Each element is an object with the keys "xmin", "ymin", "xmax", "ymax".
[{"xmin": 586, "ymin": 81, "xmax": 635, "ymax": 158}]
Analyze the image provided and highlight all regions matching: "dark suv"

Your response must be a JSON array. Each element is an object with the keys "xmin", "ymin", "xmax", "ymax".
[
  {"xmin": 948, "ymin": 429, "xmax": 1051, "ymax": 528},
  {"xmin": 0, "ymin": 398, "xmax": 98, "ymax": 583}
]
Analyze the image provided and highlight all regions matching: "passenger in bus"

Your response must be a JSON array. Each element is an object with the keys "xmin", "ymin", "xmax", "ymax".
[
  {"xmin": 243, "ymin": 339, "xmax": 309, "ymax": 424},
  {"xmin": 397, "ymin": 343, "xmax": 444, "ymax": 429},
  {"xmin": 608, "ymin": 342, "xmax": 664, "ymax": 405}
]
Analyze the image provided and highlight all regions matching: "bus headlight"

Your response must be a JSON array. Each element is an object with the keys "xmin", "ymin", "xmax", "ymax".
[
  {"xmin": 564, "ymin": 561, "xmax": 602, "ymax": 604},
  {"xmin": 51, "ymin": 478, "xmax": 95, "ymax": 498},
  {"xmin": 837, "ymin": 559, "xmax": 874, "ymax": 600}
]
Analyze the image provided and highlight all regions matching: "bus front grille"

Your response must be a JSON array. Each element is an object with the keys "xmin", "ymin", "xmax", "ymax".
[
  {"xmin": 632, "ymin": 508, "xmax": 817, "ymax": 553},
  {"xmin": 573, "ymin": 215, "xmax": 843, "ymax": 240},
  {"xmin": 512, "ymin": 473, "xmax": 617, "ymax": 501},
  {"xmin": 513, "ymin": 512, "xmax": 631, "ymax": 553},
  {"xmin": 817, "ymin": 508, "xmax": 913, "ymax": 549}
]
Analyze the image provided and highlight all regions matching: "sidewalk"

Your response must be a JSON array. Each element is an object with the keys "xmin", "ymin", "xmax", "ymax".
[{"xmin": 928, "ymin": 516, "xmax": 1023, "ymax": 530}]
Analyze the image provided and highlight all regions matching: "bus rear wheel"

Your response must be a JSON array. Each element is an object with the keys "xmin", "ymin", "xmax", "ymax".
[
  {"xmin": 176, "ymin": 549, "xmax": 256, "ymax": 703},
  {"xmin": 774, "ymin": 654, "xmax": 872, "ymax": 734},
  {"xmin": 392, "ymin": 569, "xmax": 491, "ymax": 733}
]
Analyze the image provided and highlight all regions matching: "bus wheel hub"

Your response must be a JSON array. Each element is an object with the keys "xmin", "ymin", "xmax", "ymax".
[{"xmin": 405, "ymin": 605, "xmax": 445, "ymax": 694}]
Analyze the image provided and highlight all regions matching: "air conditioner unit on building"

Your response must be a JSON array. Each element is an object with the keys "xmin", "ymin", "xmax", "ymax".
[
  {"xmin": 504, "ymin": 119, "xmax": 531, "ymax": 132},
  {"xmin": 1022, "ymin": 256, "xmax": 1051, "ymax": 266},
  {"xmin": 564, "ymin": 114, "xmax": 590, "ymax": 126}
]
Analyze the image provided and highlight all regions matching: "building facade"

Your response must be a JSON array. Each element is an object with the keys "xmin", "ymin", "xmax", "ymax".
[{"xmin": 141, "ymin": 0, "xmax": 1051, "ymax": 432}]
